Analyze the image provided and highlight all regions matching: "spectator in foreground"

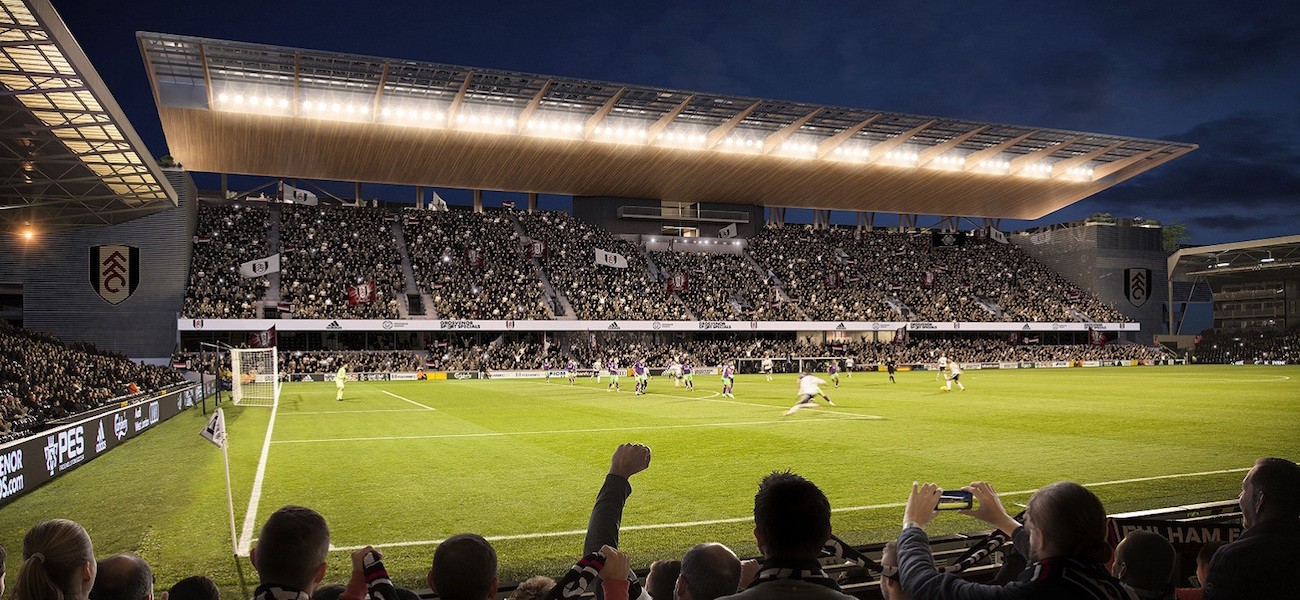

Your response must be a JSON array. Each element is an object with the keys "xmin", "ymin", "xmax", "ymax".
[
  {"xmin": 720, "ymin": 471, "xmax": 857, "ymax": 600},
  {"xmin": 428, "ymin": 534, "xmax": 498, "ymax": 600},
  {"xmin": 508, "ymin": 576, "xmax": 556, "ymax": 600},
  {"xmin": 89, "ymin": 554, "xmax": 154, "ymax": 600},
  {"xmin": 1, "ymin": 544, "xmax": 7, "ymax": 598},
  {"xmin": 644, "ymin": 561, "xmax": 680, "ymax": 600},
  {"xmin": 13, "ymin": 519, "xmax": 97, "ymax": 600},
  {"xmin": 168, "ymin": 576, "xmax": 221, "ymax": 600},
  {"xmin": 250, "ymin": 506, "xmax": 331, "ymax": 600},
  {"xmin": 1173, "ymin": 542, "xmax": 1224, "ymax": 600},
  {"xmin": 879, "ymin": 541, "xmax": 908, "ymax": 600},
  {"xmin": 1203, "ymin": 457, "xmax": 1300, "ymax": 600},
  {"xmin": 1111, "ymin": 531, "xmax": 1176, "ymax": 599},
  {"xmin": 897, "ymin": 480, "xmax": 1130, "ymax": 599},
  {"xmin": 676, "ymin": 543, "xmax": 741, "ymax": 600}
]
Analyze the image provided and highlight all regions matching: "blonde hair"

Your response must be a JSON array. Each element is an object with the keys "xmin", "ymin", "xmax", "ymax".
[{"xmin": 14, "ymin": 519, "xmax": 95, "ymax": 600}]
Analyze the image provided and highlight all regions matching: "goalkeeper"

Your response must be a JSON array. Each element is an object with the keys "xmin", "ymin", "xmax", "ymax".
[{"xmin": 336, "ymin": 363, "xmax": 348, "ymax": 401}]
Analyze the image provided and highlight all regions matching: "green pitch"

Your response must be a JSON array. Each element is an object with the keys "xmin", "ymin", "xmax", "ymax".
[{"xmin": 2, "ymin": 365, "xmax": 1297, "ymax": 596}]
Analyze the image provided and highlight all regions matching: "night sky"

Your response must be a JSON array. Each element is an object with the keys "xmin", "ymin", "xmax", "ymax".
[{"xmin": 56, "ymin": 0, "xmax": 1300, "ymax": 245}]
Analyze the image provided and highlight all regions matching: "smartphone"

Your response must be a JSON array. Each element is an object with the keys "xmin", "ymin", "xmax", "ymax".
[{"xmin": 936, "ymin": 490, "xmax": 973, "ymax": 510}]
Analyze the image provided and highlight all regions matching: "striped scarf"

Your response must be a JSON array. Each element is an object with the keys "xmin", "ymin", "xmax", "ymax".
[
  {"xmin": 542, "ymin": 550, "xmax": 644, "ymax": 600},
  {"xmin": 747, "ymin": 559, "xmax": 842, "ymax": 592}
]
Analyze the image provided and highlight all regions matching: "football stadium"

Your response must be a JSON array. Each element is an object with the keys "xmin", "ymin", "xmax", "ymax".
[{"xmin": 1, "ymin": 1, "xmax": 1297, "ymax": 599}]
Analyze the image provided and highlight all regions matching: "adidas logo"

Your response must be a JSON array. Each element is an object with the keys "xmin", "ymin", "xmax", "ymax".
[
  {"xmin": 1022, "ymin": 324, "xmax": 1031, "ymax": 330},
  {"xmin": 607, "ymin": 322, "xmax": 620, "ymax": 330},
  {"xmin": 835, "ymin": 323, "xmax": 847, "ymax": 330},
  {"xmin": 327, "ymin": 321, "xmax": 342, "ymax": 330}
]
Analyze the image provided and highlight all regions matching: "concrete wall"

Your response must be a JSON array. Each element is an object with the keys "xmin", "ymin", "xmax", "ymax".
[
  {"xmin": 0, "ymin": 169, "xmax": 197, "ymax": 358},
  {"xmin": 1013, "ymin": 223, "xmax": 1168, "ymax": 343}
]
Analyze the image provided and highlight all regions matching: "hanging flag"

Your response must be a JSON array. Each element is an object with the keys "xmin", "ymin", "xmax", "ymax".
[
  {"xmin": 922, "ymin": 271, "xmax": 935, "ymax": 288},
  {"xmin": 893, "ymin": 326, "xmax": 908, "ymax": 345},
  {"xmin": 348, "ymin": 281, "xmax": 376, "ymax": 305},
  {"xmin": 988, "ymin": 228, "xmax": 1009, "ymax": 244},
  {"xmin": 200, "ymin": 408, "xmax": 227, "ymax": 448},
  {"xmin": 528, "ymin": 240, "xmax": 547, "ymax": 259},
  {"xmin": 466, "ymin": 248, "xmax": 486, "ymax": 267},
  {"xmin": 719, "ymin": 223, "xmax": 738, "ymax": 239},
  {"xmin": 239, "ymin": 253, "xmax": 281, "ymax": 278},
  {"xmin": 501, "ymin": 200, "xmax": 516, "ymax": 209},
  {"xmin": 248, "ymin": 325, "xmax": 277, "ymax": 348},
  {"xmin": 281, "ymin": 181, "xmax": 319, "ymax": 206},
  {"xmin": 931, "ymin": 231, "xmax": 967, "ymax": 248},
  {"xmin": 593, "ymin": 248, "xmax": 628, "ymax": 268}
]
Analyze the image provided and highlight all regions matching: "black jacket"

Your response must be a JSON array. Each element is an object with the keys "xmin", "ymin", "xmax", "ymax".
[{"xmin": 1203, "ymin": 516, "xmax": 1300, "ymax": 600}]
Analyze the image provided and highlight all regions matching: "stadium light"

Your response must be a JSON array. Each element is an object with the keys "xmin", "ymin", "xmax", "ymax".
[{"xmin": 1261, "ymin": 254, "xmax": 1276, "ymax": 263}]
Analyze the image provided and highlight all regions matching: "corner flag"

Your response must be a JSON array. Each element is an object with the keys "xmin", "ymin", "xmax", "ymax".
[{"xmin": 200, "ymin": 408, "xmax": 227, "ymax": 448}]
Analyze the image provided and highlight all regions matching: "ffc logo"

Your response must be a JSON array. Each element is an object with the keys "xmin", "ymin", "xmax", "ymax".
[
  {"xmin": 89, "ymin": 245, "xmax": 140, "ymax": 305},
  {"xmin": 1125, "ymin": 268, "xmax": 1152, "ymax": 308}
]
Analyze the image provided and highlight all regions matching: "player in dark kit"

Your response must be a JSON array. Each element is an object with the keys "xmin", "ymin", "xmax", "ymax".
[{"xmin": 886, "ymin": 359, "xmax": 897, "ymax": 383}]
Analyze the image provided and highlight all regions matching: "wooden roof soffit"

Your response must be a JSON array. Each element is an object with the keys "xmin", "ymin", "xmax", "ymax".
[
  {"xmin": 445, "ymin": 70, "xmax": 475, "ymax": 126},
  {"xmin": 761, "ymin": 108, "xmax": 823, "ymax": 154},
  {"xmin": 646, "ymin": 95, "xmax": 695, "ymax": 141},
  {"xmin": 370, "ymin": 62, "xmax": 390, "ymax": 121},
  {"xmin": 1050, "ymin": 141, "xmax": 1123, "ymax": 177},
  {"xmin": 1089, "ymin": 145, "xmax": 1171, "ymax": 180},
  {"xmin": 1008, "ymin": 135, "xmax": 1081, "ymax": 173},
  {"xmin": 869, "ymin": 119, "xmax": 936, "ymax": 158},
  {"xmin": 583, "ymin": 87, "xmax": 628, "ymax": 138},
  {"xmin": 515, "ymin": 78, "xmax": 553, "ymax": 134},
  {"xmin": 916, "ymin": 125, "xmax": 988, "ymax": 166},
  {"xmin": 705, "ymin": 100, "xmax": 762, "ymax": 149},
  {"xmin": 962, "ymin": 131, "xmax": 1036, "ymax": 167},
  {"xmin": 816, "ymin": 114, "xmax": 881, "ymax": 158}
]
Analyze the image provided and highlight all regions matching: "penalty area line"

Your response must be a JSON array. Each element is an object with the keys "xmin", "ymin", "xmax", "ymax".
[
  {"xmin": 272, "ymin": 415, "xmax": 878, "ymax": 445},
  {"xmin": 363, "ymin": 384, "xmax": 436, "ymax": 411},
  {"xmin": 326, "ymin": 465, "xmax": 1250, "ymax": 553}
]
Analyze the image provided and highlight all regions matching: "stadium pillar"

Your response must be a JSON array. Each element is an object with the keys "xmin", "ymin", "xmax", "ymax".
[
  {"xmin": 473, "ymin": 189, "xmax": 483, "ymax": 213},
  {"xmin": 355, "ymin": 182, "xmax": 362, "ymax": 203},
  {"xmin": 416, "ymin": 186, "xmax": 424, "ymax": 209},
  {"xmin": 528, "ymin": 192, "xmax": 538, "ymax": 212},
  {"xmin": 220, "ymin": 173, "xmax": 228, "ymax": 199}
]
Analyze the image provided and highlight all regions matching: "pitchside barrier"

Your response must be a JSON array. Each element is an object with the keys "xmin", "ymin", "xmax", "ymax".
[{"xmin": 0, "ymin": 382, "xmax": 203, "ymax": 508}]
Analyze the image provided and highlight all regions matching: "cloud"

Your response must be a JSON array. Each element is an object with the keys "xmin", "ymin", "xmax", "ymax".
[{"xmin": 1092, "ymin": 111, "xmax": 1300, "ymax": 211}]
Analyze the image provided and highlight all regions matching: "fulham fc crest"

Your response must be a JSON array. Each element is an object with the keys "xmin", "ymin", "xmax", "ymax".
[
  {"xmin": 89, "ymin": 244, "xmax": 140, "ymax": 305},
  {"xmin": 1124, "ymin": 268, "xmax": 1151, "ymax": 308}
]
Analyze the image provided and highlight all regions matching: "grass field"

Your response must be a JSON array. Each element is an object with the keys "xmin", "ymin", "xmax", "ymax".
[{"xmin": 2, "ymin": 365, "xmax": 1297, "ymax": 597}]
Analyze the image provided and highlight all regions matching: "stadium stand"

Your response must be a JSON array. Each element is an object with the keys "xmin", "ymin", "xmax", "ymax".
[
  {"xmin": 184, "ymin": 202, "xmax": 270, "ymax": 319},
  {"xmin": 402, "ymin": 209, "xmax": 549, "ymax": 319},
  {"xmin": 517, "ymin": 212, "xmax": 690, "ymax": 320},
  {"xmin": 648, "ymin": 250, "xmax": 803, "ymax": 320},
  {"xmin": 280, "ymin": 350, "xmax": 424, "ymax": 375},
  {"xmin": 0, "ymin": 322, "xmax": 184, "ymax": 440},
  {"xmin": 1191, "ymin": 327, "xmax": 1300, "ymax": 364},
  {"xmin": 280, "ymin": 204, "xmax": 403, "ymax": 319}
]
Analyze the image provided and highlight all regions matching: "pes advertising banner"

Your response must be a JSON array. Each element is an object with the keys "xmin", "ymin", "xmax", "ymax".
[{"xmin": 0, "ymin": 384, "xmax": 201, "ymax": 508}]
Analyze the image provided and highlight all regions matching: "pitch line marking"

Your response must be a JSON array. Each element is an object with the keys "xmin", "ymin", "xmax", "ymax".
[
  {"xmin": 372, "ymin": 386, "xmax": 437, "ymax": 411},
  {"xmin": 325, "ymin": 466, "xmax": 1250, "ymax": 553},
  {"xmin": 236, "ymin": 399, "xmax": 281, "ymax": 556},
  {"xmin": 282, "ymin": 408, "xmax": 429, "ymax": 415},
  {"xmin": 273, "ymin": 415, "xmax": 880, "ymax": 444}
]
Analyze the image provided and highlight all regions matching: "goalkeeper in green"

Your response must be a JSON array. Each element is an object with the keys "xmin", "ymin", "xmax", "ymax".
[{"xmin": 336, "ymin": 364, "xmax": 347, "ymax": 401}]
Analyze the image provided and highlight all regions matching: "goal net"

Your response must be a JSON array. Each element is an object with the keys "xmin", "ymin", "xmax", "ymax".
[{"xmin": 231, "ymin": 347, "xmax": 279, "ymax": 406}]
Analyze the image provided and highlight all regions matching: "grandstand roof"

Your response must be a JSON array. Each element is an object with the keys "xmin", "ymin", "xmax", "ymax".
[
  {"xmin": 0, "ymin": 0, "xmax": 176, "ymax": 232},
  {"xmin": 139, "ymin": 32, "xmax": 1196, "ymax": 220},
  {"xmin": 1168, "ymin": 235, "xmax": 1300, "ymax": 284}
]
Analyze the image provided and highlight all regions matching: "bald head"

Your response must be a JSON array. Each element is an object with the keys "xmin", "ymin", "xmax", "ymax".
[
  {"xmin": 677, "ymin": 543, "xmax": 741, "ymax": 600},
  {"xmin": 89, "ymin": 554, "xmax": 153, "ymax": 600}
]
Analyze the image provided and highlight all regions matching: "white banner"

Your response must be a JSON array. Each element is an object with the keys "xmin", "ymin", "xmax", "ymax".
[
  {"xmin": 282, "ymin": 182, "xmax": 318, "ymax": 205},
  {"xmin": 719, "ymin": 223, "xmax": 737, "ymax": 239},
  {"xmin": 989, "ymin": 228, "xmax": 1008, "ymax": 244},
  {"xmin": 593, "ymin": 248, "xmax": 628, "ymax": 268},
  {"xmin": 238, "ymin": 253, "xmax": 281, "ymax": 278}
]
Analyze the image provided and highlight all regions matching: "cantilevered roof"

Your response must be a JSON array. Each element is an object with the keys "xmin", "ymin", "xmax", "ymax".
[
  {"xmin": 1169, "ymin": 235, "xmax": 1300, "ymax": 284},
  {"xmin": 139, "ymin": 31, "xmax": 1196, "ymax": 220},
  {"xmin": 0, "ymin": 0, "xmax": 176, "ymax": 232}
]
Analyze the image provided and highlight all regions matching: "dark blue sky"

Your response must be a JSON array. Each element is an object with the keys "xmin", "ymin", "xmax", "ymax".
[{"xmin": 57, "ymin": 0, "xmax": 1300, "ymax": 244}]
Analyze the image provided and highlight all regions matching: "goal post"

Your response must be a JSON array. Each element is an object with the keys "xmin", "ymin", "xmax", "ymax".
[{"xmin": 231, "ymin": 347, "xmax": 279, "ymax": 406}]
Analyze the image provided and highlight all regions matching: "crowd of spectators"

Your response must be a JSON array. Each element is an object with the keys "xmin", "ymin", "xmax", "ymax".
[
  {"xmin": 426, "ymin": 339, "xmax": 563, "ymax": 372},
  {"xmin": 183, "ymin": 202, "xmax": 270, "ymax": 318},
  {"xmin": 403, "ymin": 209, "xmax": 549, "ymax": 319},
  {"xmin": 0, "ymin": 322, "xmax": 184, "ymax": 440},
  {"xmin": 749, "ymin": 225, "xmax": 1128, "ymax": 323},
  {"xmin": 11, "ymin": 448, "xmax": 1292, "ymax": 600},
  {"xmin": 518, "ymin": 212, "xmax": 689, "ymax": 320},
  {"xmin": 649, "ymin": 250, "xmax": 803, "ymax": 320},
  {"xmin": 280, "ymin": 205, "xmax": 404, "ymax": 319},
  {"xmin": 1192, "ymin": 327, "xmax": 1300, "ymax": 364},
  {"xmin": 280, "ymin": 350, "xmax": 424, "ymax": 374}
]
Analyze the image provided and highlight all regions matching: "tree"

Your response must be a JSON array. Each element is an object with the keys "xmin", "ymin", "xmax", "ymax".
[{"xmin": 1163, "ymin": 221, "xmax": 1190, "ymax": 252}]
